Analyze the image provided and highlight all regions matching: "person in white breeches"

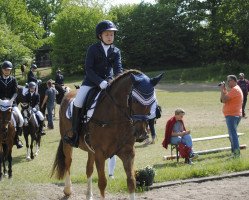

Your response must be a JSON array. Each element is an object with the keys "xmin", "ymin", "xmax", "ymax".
[
  {"xmin": 0, "ymin": 61, "xmax": 24, "ymax": 148},
  {"xmin": 63, "ymin": 20, "xmax": 123, "ymax": 148},
  {"xmin": 108, "ymin": 156, "xmax": 116, "ymax": 179}
]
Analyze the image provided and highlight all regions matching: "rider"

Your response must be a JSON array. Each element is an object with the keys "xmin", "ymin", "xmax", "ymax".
[
  {"xmin": 0, "ymin": 61, "xmax": 24, "ymax": 148},
  {"xmin": 63, "ymin": 20, "xmax": 123, "ymax": 147},
  {"xmin": 27, "ymin": 63, "xmax": 38, "ymax": 83},
  {"xmin": 24, "ymin": 82, "xmax": 46, "ymax": 136},
  {"xmin": 27, "ymin": 63, "xmax": 41, "ymax": 94},
  {"xmin": 55, "ymin": 70, "xmax": 64, "ymax": 86}
]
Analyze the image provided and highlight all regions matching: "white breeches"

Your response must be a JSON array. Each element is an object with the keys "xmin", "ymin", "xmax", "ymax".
[
  {"xmin": 12, "ymin": 106, "xmax": 24, "ymax": 127},
  {"xmin": 108, "ymin": 156, "xmax": 116, "ymax": 176},
  {"xmin": 74, "ymin": 85, "xmax": 93, "ymax": 108},
  {"xmin": 36, "ymin": 110, "xmax": 44, "ymax": 121}
]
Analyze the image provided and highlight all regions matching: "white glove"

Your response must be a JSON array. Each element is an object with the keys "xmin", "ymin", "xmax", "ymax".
[
  {"xmin": 37, "ymin": 79, "xmax": 42, "ymax": 84},
  {"xmin": 32, "ymin": 108, "xmax": 37, "ymax": 113},
  {"xmin": 99, "ymin": 81, "xmax": 108, "ymax": 89}
]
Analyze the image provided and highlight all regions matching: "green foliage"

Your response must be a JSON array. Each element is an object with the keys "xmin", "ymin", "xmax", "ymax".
[
  {"xmin": 0, "ymin": 17, "xmax": 32, "ymax": 65},
  {"xmin": 51, "ymin": 5, "xmax": 105, "ymax": 74},
  {"xmin": 0, "ymin": 0, "xmax": 44, "ymax": 50}
]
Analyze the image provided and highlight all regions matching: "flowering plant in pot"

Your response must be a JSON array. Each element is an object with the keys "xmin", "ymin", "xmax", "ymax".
[{"xmin": 135, "ymin": 165, "xmax": 156, "ymax": 187}]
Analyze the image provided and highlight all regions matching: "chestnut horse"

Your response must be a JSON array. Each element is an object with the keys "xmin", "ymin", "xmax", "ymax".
[
  {"xmin": 51, "ymin": 70, "xmax": 163, "ymax": 199},
  {"xmin": 0, "ymin": 97, "xmax": 16, "ymax": 180},
  {"xmin": 20, "ymin": 103, "xmax": 41, "ymax": 161}
]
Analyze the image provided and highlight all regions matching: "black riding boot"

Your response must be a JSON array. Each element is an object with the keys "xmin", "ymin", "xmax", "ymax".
[
  {"xmin": 39, "ymin": 121, "xmax": 46, "ymax": 136},
  {"xmin": 14, "ymin": 130, "xmax": 23, "ymax": 149},
  {"xmin": 63, "ymin": 105, "xmax": 80, "ymax": 148}
]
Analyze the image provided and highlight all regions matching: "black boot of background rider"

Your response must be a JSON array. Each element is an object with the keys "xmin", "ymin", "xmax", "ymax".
[
  {"xmin": 63, "ymin": 105, "xmax": 80, "ymax": 148},
  {"xmin": 14, "ymin": 130, "xmax": 23, "ymax": 149}
]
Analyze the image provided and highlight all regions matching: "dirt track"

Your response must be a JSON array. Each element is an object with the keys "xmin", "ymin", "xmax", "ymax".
[{"xmin": 19, "ymin": 174, "xmax": 249, "ymax": 200}]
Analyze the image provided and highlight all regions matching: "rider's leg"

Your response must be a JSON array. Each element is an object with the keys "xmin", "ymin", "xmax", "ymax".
[
  {"xmin": 36, "ymin": 111, "xmax": 45, "ymax": 135},
  {"xmin": 12, "ymin": 106, "xmax": 24, "ymax": 149},
  {"xmin": 63, "ymin": 85, "xmax": 92, "ymax": 147}
]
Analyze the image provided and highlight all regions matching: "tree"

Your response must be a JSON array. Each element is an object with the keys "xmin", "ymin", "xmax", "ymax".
[
  {"xmin": 0, "ymin": 17, "xmax": 32, "ymax": 66},
  {"xmin": 51, "ymin": 5, "xmax": 105, "ymax": 74}
]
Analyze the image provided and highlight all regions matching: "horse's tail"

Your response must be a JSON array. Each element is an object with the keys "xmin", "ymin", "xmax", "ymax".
[{"xmin": 51, "ymin": 139, "xmax": 66, "ymax": 179}]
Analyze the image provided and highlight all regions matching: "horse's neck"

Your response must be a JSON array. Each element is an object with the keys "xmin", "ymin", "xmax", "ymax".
[{"xmin": 110, "ymin": 76, "xmax": 133, "ymax": 103}]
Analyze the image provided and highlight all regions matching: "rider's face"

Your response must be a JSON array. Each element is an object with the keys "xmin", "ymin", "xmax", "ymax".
[
  {"xmin": 100, "ymin": 30, "xmax": 114, "ymax": 45},
  {"xmin": 2, "ymin": 68, "xmax": 11, "ymax": 76}
]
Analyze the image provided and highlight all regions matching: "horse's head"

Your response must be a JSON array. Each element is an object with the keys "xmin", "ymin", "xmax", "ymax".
[
  {"xmin": 0, "ymin": 97, "xmax": 15, "ymax": 135},
  {"xmin": 129, "ymin": 72, "xmax": 164, "ymax": 142},
  {"xmin": 20, "ymin": 103, "xmax": 32, "ymax": 126}
]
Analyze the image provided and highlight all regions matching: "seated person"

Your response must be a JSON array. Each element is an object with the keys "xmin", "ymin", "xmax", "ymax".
[
  {"xmin": 24, "ymin": 82, "xmax": 45, "ymax": 136},
  {"xmin": 162, "ymin": 108, "xmax": 198, "ymax": 164}
]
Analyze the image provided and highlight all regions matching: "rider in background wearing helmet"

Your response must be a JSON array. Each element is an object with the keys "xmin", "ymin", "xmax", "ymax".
[
  {"xmin": 55, "ymin": 69, "xmax": 64, "ymax": 86},
  {"xmin": 27, "ymin": 63, "xmax": 38, "ymax": 83},
  {"xmin": 24, "ymin": 82, "xmax": 46, "ymax": 136},
  {"xmin": 0, "ymin": 61, "xmax": 24, "ymax": 149},
  {"xmin": 63, "ymin": 20, "xmax": 123, "ymax": 147}
]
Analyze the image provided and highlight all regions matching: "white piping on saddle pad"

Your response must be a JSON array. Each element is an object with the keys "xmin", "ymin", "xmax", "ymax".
[{"xmin": 66, "ymin": 92, "xmax": 101, "ymax": 121}]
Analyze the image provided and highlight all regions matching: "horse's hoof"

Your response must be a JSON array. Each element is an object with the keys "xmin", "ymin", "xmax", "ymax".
[
  {"xmin": 26, "ymin": 157, "xmax": 31, "ymax": 161},
  {"xmin": 63, "ymin": 187, "xmax": 72, "ymax": 196},
  {"xmin": 86, "ymin": 194, "xmax": 94, "ymax": 200}
]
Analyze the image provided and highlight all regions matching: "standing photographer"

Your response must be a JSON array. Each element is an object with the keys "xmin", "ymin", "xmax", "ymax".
[
  {"xmin": 237, "ymin": 73, "xmax": 249, "ymax": 118},
  {"xmin": 220, "ymin": 75, "xmax": 243, "ymax": 158}
]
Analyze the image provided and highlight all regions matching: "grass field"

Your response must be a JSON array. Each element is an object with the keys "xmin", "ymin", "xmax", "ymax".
[{"xmin": 1, "ymin": 68, "xmax": 249, "ymax": 199}]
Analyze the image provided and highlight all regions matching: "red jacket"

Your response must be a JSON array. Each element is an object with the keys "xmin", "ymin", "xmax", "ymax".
[{"xmin": 162, "ymin": 116, "xmax": 186, "ymax": 149}]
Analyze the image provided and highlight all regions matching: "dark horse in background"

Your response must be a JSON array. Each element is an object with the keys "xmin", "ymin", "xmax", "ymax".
[
  {"xmin": 51, "ymin": 70, "xmax": 163, "ymax": 200},
  {"xmin": 16, "ymin": 82, "xmax": 68, "ymax": 114},
  {"xmin": 0, "ymin": 96, "xmax": 16, "ymax": 180},
  {"xmin": 20, "ymin": 103, "xmax": 41, "ymax": 161}
]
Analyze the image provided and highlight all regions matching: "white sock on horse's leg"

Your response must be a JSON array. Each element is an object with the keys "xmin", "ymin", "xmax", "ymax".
[
  {"xmin": 86, "ymin": 176, "xmax": 93, "ymax": 200},
  {"xmin": 129, "ymin": 193, "xmax": 135, "ymax": 200},
  {"xmin": 63, "ymin": 171, "xmax": 72, "ymax": 196},
  {"xmin": 26, "ymin": 148, "xmax": 31, "ymax": 161}
]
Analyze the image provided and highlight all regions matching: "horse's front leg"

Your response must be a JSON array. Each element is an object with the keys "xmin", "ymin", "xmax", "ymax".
[
  {"xmin": 118, "ymin": 147, "xmax": 136, "ymax": 200},
  {"xmin": 24, "ymin": 132, "xmax": 31, "ymax": 161},
  {"xmin": 86, "ymin": 152, "xmax": 95, "ymax": 200},
  {"xmin": 7, "ymin": 149, "xmax": 13, "ymax": 178},
  {"xmin": 95, "ymin": 152, "xmax": 107, "ymax": 200},
  {"xmin": 30, "ymin": 138, "xmax": 34, "ymax": 160},
  {"xmin": 35, "ymin": 133, "xmax": 41, "ymax": 156}
]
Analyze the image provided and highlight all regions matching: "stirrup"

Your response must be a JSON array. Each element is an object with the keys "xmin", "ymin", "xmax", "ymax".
[{"xmin": 63, "ymin": 135, "xmax": 79, "ymax": 148}]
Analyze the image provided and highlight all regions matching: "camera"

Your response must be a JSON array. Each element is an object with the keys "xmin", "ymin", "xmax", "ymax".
[{"xmin": 218, "ymin": 81, "xmax": 225, "ymax": 86}]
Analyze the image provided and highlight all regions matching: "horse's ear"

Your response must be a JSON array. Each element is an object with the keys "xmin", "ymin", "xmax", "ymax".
[
  {"xmin": 130, "ymin": 73, "xmax": 140, "ymax": 86},
  {"xmin": 150, "ymin": 73, "xmax": 164, "ymax": 87}
]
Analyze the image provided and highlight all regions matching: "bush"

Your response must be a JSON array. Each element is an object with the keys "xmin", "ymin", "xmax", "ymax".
[{"xmin": 135, "ymin": 165, "xmax": 156, "ymax": 187}]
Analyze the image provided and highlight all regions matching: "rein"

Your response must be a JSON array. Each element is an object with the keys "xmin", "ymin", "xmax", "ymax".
[{"xmin": 90, "ymin": 89, "xmax": 149, "ymax": 127}]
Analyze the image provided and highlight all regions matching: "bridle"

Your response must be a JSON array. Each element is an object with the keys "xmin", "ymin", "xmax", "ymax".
[{"xmin": 89, "ymin": 87, "xmax": 151, "ymax": 128}]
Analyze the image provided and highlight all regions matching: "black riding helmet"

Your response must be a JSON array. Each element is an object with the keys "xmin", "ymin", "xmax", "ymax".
[
  {"xmin": 28, "ymin": 81, "xmax": 36, "ymax": 89},
  {"xmin": 95, "ymin": 20, "xmax": 118, "ymax": 39},
  {"xmin": 1, "ymin": 61, "xmax": 13, "ymax": 69},
  {"xmin": 31, "ymin": 64, "xmax": 37, "ymax": 69}
]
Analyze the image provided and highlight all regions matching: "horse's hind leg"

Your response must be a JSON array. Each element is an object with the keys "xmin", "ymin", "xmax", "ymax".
[
  {"xmin": 118, "ymin": 148, "xmax": 136, "ymax": 200},
  {"xmin": 63, "ymin": 145, "xmax": 73, "ymax": 196},
  {"xmin": 95, "ymin": 152, "xmax": 107, "ymax": 200},
  {"xmin": 86, "ymin": 152, "xmax": 95, "ymax": 200}
]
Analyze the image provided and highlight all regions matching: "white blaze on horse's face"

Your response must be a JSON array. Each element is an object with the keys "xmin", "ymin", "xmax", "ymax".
[{"xmin": 23, "ymin": 110, "xmax": 29, "ymax": 126}]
